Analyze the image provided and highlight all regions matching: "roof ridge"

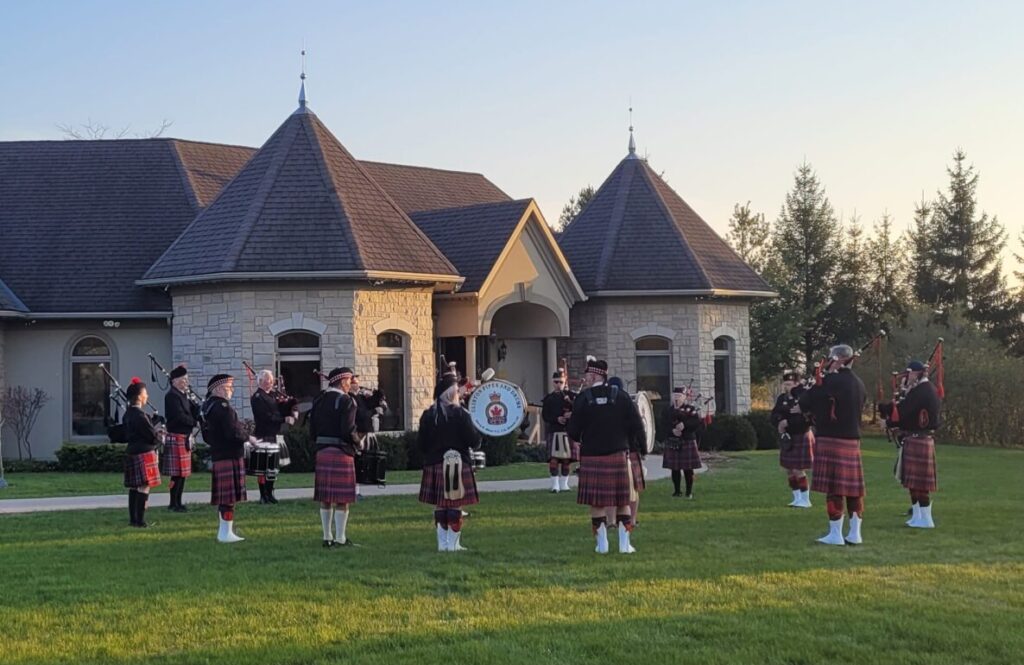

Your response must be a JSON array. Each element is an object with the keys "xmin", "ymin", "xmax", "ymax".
[
  {"xmin": 357, "ymin": 159, "xmax": 492, "ymax": 178},
  {"xmin": 166, "ymin": 141, "xmax": 202, "ymax": 211},
  {"xmin": 412, "ymin": 197, "xmax": 532, "ymax": 217},
  {"xmin": 594, "ymin": 160, "xmax": 637, "ymax": 291},
  {"xmin": 638, "ymin": 162, "xmax": 713, "ymax": 290}
]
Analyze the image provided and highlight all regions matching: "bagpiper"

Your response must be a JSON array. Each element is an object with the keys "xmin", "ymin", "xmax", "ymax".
[
  {"xmin": 771, "ymin": 370, "xmax": 814, "ymax": 508},
  {"xmin": 661, "ymin": 387, "xmax": 704, "ymax": 499},
  {"xmin": 123, "ymin": 378, "xmax": 162, "ymax": 528},
  {"xmin": 201, "ymin": 374, "xmax": 248, "ymax": 544},
  {"xmin": 162, "ymin": 365, "xmax": 200, "ymax": 512},
  {"xmin": 309, "ymin": 367, "xmax": 360, "ymax": 548},
  {"xmin": 541, "ymin": 369, "xmax": 577, "ymax": 492},
  {"xmin": 799, "ymin": 345, "xmax": 867, "ymax": 546},
  {"xmin": 567, "ymin": 358, "xmax": 645, "ymax": 555},
  {"xmin": 417, "ymin": 372, "xmax": 481, "ymax": 552},
  {"xmin": 884, "ymin": 360, "xmax": 942, "ymax": 528},
  {"xmin": 251, "ymin": 369, "xmax": 297, "ymax": 504}
]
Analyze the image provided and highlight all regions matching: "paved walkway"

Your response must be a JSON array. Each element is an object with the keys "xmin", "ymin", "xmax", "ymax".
[{"xmin": 0, "ymin": 455, "xmax": 694, "ymax": 514}]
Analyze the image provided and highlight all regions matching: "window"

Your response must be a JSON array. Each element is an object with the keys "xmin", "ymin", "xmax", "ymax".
[
  {"xmin": 714, "ymin": 336, "xmax": 735, "ymax": 414},
  {"xmin": 635, "ymin": 335, "xmax": 672, "ymax": 439},
  {"xmin": 377, "ymin": 331, "xmax": 406, "ymax": 431},
  {"xmin": 276, "ymin": 331, "xmax": 321, "ymax": 405},
  {"xmin": 70, "ymin": 336, "xmax": 111, "ymax": 436}
]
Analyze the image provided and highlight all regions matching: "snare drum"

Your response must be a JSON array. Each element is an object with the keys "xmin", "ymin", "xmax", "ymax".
[
  {"xmin": 246, "ymin": 442, "xmax": 281, "ymax": 479},
  {"xmin": 355, "ymin": 450, "xmax": 387, "ymax": 486},
  {"xmin": 470, "ymin": 450, "xmax": 486, "ymax": 470}
]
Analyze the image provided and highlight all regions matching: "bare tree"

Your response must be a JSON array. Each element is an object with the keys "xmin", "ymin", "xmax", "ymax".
[
  {"xmin": 1, "ymin": 387, "xmax": 51, "ymax": 460},
  {"xmin": 57, "ymin": 118, "xmax": 173, "ymax": 140}
]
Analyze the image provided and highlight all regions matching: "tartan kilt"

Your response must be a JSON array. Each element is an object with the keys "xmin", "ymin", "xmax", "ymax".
[
  {"xmin": 662, "ymin": 438, "xmax": 701, "ymax": 470},
  {"xmin": 160, "ymin": 432, "xmax": 193, "ymax": 478},
  {"xmin": 628, "ymin": 451, "xmax": 646, "ymax": 493},
  {"xmin": 577, "ymin": 453, "xmax": 632, "ymax": 507},
  {"xmin": 210, "ymin": 457, "xmax": 247, "ymax": 506},
  {"xmin": 123, "ymin": 451, "xmax": 161, "ymax": 488},
  {"xmin": 779, "ymin": 430, "xmax": 815, "ymax": 471},
  {"xmin": 546, "ymin": 432, "xmax": 578, "ymax": 461},
  {"xmin": 314, "ymin": 448, "xmax": 357, "ymax": 504},
  {"xmin": 418, "ymin": 460, "xmax": 479, "ymax": 508},
  {"xmin": 900, "ymin": 434, "xmax": 938, "ymax": 492},
  {"xmin": 811, "ymin": 437, "xmax": 865, "ymax": 497}
]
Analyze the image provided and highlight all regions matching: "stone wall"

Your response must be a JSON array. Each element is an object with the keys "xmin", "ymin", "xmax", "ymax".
[{"xmin": 559, "ymin": 297, "xmax": 752, "ymax": 413}]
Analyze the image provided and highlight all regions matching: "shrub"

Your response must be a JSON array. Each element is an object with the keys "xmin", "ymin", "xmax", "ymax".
[
  {"xmin": 373, "ymin": 433, "xmax": 410, "ymax": 471},
  {"xmin": 482, "ymin": 432, "xmax": 519, "ymax": 466},
  {"xmin": 190, "ymin": 443, "xmax": 211, "ymax": 472},
  {"xmin": 512, "ymin": 441, "xmax": 549, "ymax": 464},
  {"xmin": 56, "ymin": 443, "xmax": 128, "ymax": 472},
  {"xmin": 702, "ymin": 415, "xmax": 757, "ymax": 451},
  {"xmin": 746, "ymin": 410, "xmax": 779, "ymax": 450},
  {"xmin": 280, "ymin": 426, "xmax": 315, "ymax": 473},
  {"xmin": 2, "ymin": 458, "xmax": 58, "ymax": 472}
]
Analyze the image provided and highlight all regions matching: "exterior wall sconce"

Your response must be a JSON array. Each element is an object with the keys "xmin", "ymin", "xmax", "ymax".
[{"xmin": 497, "ymin": 340, "xmax": 508, "ymax": 362}]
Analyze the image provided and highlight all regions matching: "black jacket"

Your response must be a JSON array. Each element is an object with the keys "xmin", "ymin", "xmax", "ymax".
[
  {"xmin": 799, "ymin": 368, "xmax": 866, "ymax": 439},
  {"xmin": 663, "ymin": 404, "xmax": 704, "ymax": 442},
  {"xmin": 351, "ymin": 392, "xmax": 374, "ymax": 435},
  {"xmin": 888, "ymin": 380, "xmax": 942, "ymax": 432},
  {"xmin": 417, "ymin": 403, "xmax": 480, "ymax": 466},
  {"xmin": 541, "ymin": 389, "xmax": 576, "ymax": 434},
  {"xmin": 201, "ymin": 397, "xmax": 248, "ymax": 461},
  {"xmin": 164, "ymin": 388, "xmax": 200, "ymax": 435},
  {"xmin": 771, "ymin": 385, "xmax": 810, "ymax": 436},
  {"xmin": 567, "ymin": 384, "xmax": 645, "ymax": 457},
  {"xmin": 251, "ymin": 388, "xmax": 285, "ymax": 440},
  {"xmin": 309, "ymin": 389, "xmax": 359, "ymax": 456},
  {"xmin": 124, "ymin": 406, "xmax": 161, "ymax": 455}
]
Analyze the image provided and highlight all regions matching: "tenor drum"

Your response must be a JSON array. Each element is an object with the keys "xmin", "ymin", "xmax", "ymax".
[
  {"xmin": 633, "ymin": 391, "xmax": 657, "ymax": 454},
  {"xmin": 467, "ymin": 379, "xmax": 527, "ymax": 438},
  {"xmin": 246, "ymin": 443, "xmax": 281, "ymax": 478},
  {"xmin": 355, "ymin": 434, "xmax": 387, "ymax": 486}
]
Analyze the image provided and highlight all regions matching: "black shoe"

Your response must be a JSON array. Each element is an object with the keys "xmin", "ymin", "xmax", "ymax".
[
  {"xmin": 323, "ymin": 540, "xmax": 336, "ymax": 548},
  {"xmin": 134, "ymin": 521, "xmax": 151, "ymax": 528},
  {"xmin": 672, "ymin": 491, "xmax": 682, "ymax": 497},
  {"xmin": 334, "ymin": 539, "xmax": 358, "ymax": 547},
  {"xmin": 267, "ymin": 494, "xmax": 279, "ymax": 504},
  {"xmin": 171, "ymin": 505, "xmax": 188, "ymax": 513},
  {"xmin": 686, "ymin": 493, "xmax": 694, "ymax": 500}
]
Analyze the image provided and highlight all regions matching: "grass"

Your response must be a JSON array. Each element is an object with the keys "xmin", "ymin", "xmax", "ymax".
[
  {"xmin": 0, "ymin": 463, "xmax": 548, "ymax": 499},
  {"xmin": 0, "ymin": 437, "xmax": 1021, "ymax": 665}
]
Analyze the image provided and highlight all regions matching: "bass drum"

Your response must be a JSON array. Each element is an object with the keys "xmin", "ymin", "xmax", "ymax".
[
  {"xmin": 467, "ymin": 379, "xmax": 528, "ymax": 438},
  {"xmin": 633, "ymin": 390, "xmax": 657, "ymax": 454}
]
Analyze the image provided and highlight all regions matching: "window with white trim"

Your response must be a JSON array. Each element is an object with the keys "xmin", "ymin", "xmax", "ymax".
[
  {"xmin": 377, "ymin": 331, "xmax": 406, "ymax": 430},
  {"xmin": 70, "ymin": 336, "xmax": 111, "ymax": 436},
  {"xmin": 276, "ymin": 331, "xmax": 321, "ymax": 405}
]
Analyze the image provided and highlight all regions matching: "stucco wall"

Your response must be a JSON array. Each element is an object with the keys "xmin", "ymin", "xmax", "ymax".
[{"xmin": 1, "ymin": 320, "xmax": 171, "ymax": 459}]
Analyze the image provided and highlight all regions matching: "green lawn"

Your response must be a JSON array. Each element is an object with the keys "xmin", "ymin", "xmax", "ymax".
[
  {"xmin": 0, "ymin": 463, "xmax": 548, "ymax": 499},
  {"xmin": 1, "ymin": 437, "xmax": 1021, "ymax": 665}
]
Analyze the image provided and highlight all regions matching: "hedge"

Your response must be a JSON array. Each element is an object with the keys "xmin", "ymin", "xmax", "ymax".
[
  {"xmin": 745, "ymin": 410, "xmax": 779, "ymax": 450},
  {"xmin": 701, "ymin": 414, "xmax": 758, "ymax": 451}
]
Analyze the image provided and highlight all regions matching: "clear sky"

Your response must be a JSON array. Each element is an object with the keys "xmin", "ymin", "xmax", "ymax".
[{"xmin": 2, "ymin": 1, "xmax": 1022, "ymax": 270}]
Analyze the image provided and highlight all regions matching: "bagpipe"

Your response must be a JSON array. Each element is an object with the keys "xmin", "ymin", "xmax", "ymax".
[
  {"xmin": 99, "ymin": 363, "xmax": 164, "ymax": 443},
  {"xmin": 147, "ymin": 353, "xmax": 204, "ymax": 423},
  {"xmin": 242, "ymin": 360, "xmax": 298, "ymax": 418},
  {"xmin": 557, "ymin": 357, "xmax": 577, "ymax": 415},
  {"xmin": 812, "ymin": 331, "xmax": 887, "ymax": 386},
  {"xmin": 878, "ymin": 337, "xmax": 945, "ymax": 445}
]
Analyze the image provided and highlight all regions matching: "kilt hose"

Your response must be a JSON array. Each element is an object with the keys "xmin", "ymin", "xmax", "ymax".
[
  {"xmin": 161, "ymin": 432, "xmax": 193, "ymax": 477},
  {"xmin": 577, "ymin": 453, "xmax": 632, "ymax": 508},
  {"xmin": 662, "ymin": 438, "xmax": 701, "ymax": 471},
  {"xmin": 314, "ymin": 447, "xmax": 357, "ymax": 504},
  {"xmin": 210, "ymin": 457, "xmax": 248, "ymax": 506},
  {"xmin": 418, "ymin": 460, "xmax": 479, "ymax": 508},
  {"xmin": 780, "ymin": 430, "xmax": 815, "ymax": 471},
  {"xmin": 124, "ymin": 450, "xmax": 161, "ymax": 488},
  {"xmin": 811, "ymin": 437, "xmax": 865, "ymax": 497},
  {"xmin": 900, "ymin": 434, "xmax": 938, "ymax": 493},
  {"xmin": 628, "ymin": 451, "xmax": 646, "ymax": 493}
]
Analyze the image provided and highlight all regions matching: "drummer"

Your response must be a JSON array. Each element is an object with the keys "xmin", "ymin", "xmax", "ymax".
[{"xmin": 250, "ymin": 370, "xmax": 296, "ymax": 504}]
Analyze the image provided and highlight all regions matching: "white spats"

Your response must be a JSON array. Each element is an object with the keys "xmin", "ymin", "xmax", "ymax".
[
  {"xmin": 817, "ymin": 517, "xmax": 846, "ymax": 546},
  {"xmin": 436, "ymin": 524, "xmax": 448, "ymax": 552},
  {"xmin": 334, "ymin": 508, "xmax": 349, "ymax": 545},
  {"xmin": 320, "ymin": 508, "xmax": 334, "ymax": 541},
  {"xmin": 906, "ymin": 503, "xmax": 921, "ymax": 527},
  {"xmin": 559, "ymin": 474, "xmax": 571, "ymax": 492},
  {"xmin": 909, "ymin": 504, "xmax": 935, "ymax": 529},
  {"xmin": 217, "ymin": 516, "xmax": 244, "ymax": 544},
  {"xmin": 791, "ymin": 490, "xmax": 812, "ymax": 508},
  {"xmin": 788, "ymin": 489, "xmax": 801, "ymax": 507},
  {"xmin": 550, "ymin": 476, "xmax": 561, "ymax": 493},
  {"xmin": 595, "ymin": 523, "xmax": 609, "ymax": 554},
  {"xmin": 618, "ymin": 523, "xmax": 636, "ymax": 554},
  {"xmin": 447, "ymin": 529, "xmax": 467, "ymax": 552},
  {"xmin": 846, "ymin": 515, "xmax": 863, "ymax": 545}
]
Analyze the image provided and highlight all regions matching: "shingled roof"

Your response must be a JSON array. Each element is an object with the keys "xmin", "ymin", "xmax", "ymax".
[
  {"xmin": 141, "ymin": 106, "xmax": 460, "ymax": 286},
  {"xmin": 360, "ymin": 161, "xmax": 509, "ymax": 214},
  {"xmin": 0, "ymin": 138, "xmax": 249, "ymax": 314},
  {"xmin": 558, "ymin": 153, "xmax": 773, "ymax": 296}
]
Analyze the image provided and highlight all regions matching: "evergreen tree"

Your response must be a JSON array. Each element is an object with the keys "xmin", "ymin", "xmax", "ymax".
[
  {"xmin": 555, "ymin": 185, "xmax": 595, "ymax": 231},
  {"xmin": 725, "ymin": 202, "xmax": 770, "ymax": 274},
  {"xmin": 772, "ymin": 163, "xmax": 841, "ymax": 372},
  {"xmin": 825, "ymin": 216, "xmax": 873, "ymax": 344},
  {"xmin": 909, "ymin": 197, "xmax": 939, "ymax": 306},
  {"xmin": 865, "ymin": 212, "xmax": 911, "ymax": 329}
]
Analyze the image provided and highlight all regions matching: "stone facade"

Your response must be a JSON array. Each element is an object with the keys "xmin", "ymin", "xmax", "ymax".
[{"xmin": 560, "ymin": 297, "xmax": 751, "ymax": 414}]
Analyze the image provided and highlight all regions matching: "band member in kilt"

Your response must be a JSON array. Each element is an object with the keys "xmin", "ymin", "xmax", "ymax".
[
  {"xmin": 568, "ymin": 358, "xmax": 645, "ymax": 555},
  {"xmin": 163, "ymin": 365, "xmax": 199, "ymax": 512},
  {"xmin": 884, "ymin": 360, "xmax": 942, "ymax": 528},
  {"xmin": 202, "ymin": 374, "xmax": 248, "ymax": 543},
  {"xmin": 123, "ymin": 378, "xmax": 162, "ymax": 527},
  {"xmin": 771, "ymin": 370, "xmax": 814, "ymax": 508},
  {"xmin": 799, "ymin": 344, "xmax": 867, "ymax": 546},
  {"xmin": 662, "ymin": 387, "xmax": 704, "ymax": 499},
  {"xmin": 541, "ymin": 370, "xmax": 577, "ymax": 493},
  {"xmin": 251, "ymin": 370, "xmax": 297, "ymax": 504},
  {"xmin": 310, "ymin": 367, "xmax": 360, "ymax": 548},
  {"xmin": 417, "ymin": 373, "xmax": 481, "ymax": 552},
  {"xmin": 610, "ymin": 376, "xmax": 647, "ymax": 526}
]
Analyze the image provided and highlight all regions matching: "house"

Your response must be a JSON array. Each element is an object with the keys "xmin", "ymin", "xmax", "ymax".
[{"xmin": 0, "ymin": 90, "xmax": 771, "ymax": 459}]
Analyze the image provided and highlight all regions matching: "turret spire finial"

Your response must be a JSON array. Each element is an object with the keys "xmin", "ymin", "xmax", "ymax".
[
  {"xmin": 298, "ymin": 48, "xmax": 307, "ymax": 109},
  {"xmin": 627, "ymin": 104, "xmax": 638, "ymax": 158}
]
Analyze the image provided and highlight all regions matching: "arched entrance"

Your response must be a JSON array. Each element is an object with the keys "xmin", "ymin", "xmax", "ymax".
[{"xmin": 485, "ymin": 301, "xmax": 565, "ymax": 403}]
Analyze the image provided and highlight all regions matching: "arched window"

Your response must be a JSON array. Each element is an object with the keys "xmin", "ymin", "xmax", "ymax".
[
  {"xmin": 70, "ymin": 336, "xmax": 112, "ymax": 437},
  {"xmin": 377, "ymin": 331, "xmax": 406, "ymax": 431},
  {"xmin": 276, "ymin": 331, "xmax": 321, "ymax": 404},
  {"xmin": 713, "ymin": 336, "xmax": 735, "ymax": 414}
]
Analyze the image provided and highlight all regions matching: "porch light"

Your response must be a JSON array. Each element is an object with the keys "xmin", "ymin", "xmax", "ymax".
[{"xmin": 498, "ymin": 340, "xmax": 508, "ymax": 362}]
